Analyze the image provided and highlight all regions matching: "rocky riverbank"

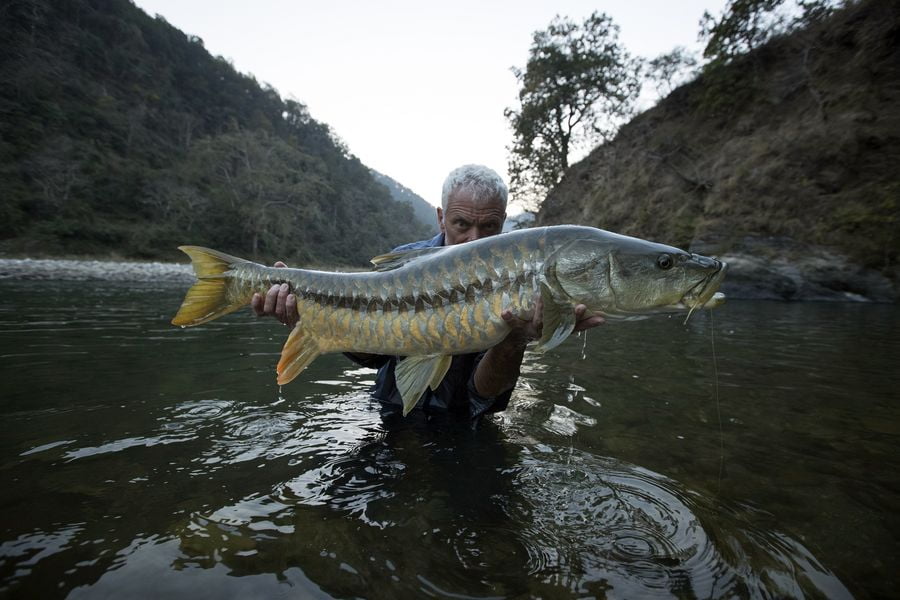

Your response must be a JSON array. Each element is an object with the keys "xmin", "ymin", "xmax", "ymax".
[
  {"xmin": 0, "ymin": 258, "xmax": 194, "ymax": 283},
  {"xmin": 693, "ymin": 236, "xmax": 897, "ymax": 303}
]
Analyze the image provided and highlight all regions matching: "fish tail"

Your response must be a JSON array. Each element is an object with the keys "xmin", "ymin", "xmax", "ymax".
[{"xmin": 171, "ymin": 246, "xmax": 251, "ymax": 327}]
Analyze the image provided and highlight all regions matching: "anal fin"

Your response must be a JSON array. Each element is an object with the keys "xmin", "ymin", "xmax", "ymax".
[
  {"xmin": 276, "ymin": 324, "xmax": 321, "ymax": 385},
  {"xmin": 394, "ymin": 354, "xmax": 452, "ymax": 416}
]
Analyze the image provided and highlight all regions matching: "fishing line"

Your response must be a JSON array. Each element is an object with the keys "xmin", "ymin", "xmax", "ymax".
[{"xmin": 710, "ymin": 310, "xmax": 724, "ymax": 495}]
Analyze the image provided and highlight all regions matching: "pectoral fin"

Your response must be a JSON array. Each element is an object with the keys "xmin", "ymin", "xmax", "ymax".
[
  {"xmin": 276, "ymin": 324, "xmax": 321, "ymax": 385},
  {"xmin": 394, "ymin": 354, "xmax": 452, "ymax": 416},
  {"xmin": 533, "ymin": 282, "xmax": 575, "ymax": 353}
]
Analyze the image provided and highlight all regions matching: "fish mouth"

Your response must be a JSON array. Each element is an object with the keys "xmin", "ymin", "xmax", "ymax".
[{"xmin": 681, "ymin": 258, "xmax": 728, "ymax": 311}]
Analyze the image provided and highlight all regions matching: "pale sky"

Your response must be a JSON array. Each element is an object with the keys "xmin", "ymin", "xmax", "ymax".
[{"xmin": 134, "ymin": 1, "xmax": 725, "ymax": 212}]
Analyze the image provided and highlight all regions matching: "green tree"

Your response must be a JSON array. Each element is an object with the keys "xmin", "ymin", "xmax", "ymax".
[
  {"xmin": 699, "ymin": 0, "xmax": 843, "ymax": 66},
  {"xmin": 700, "ymin": 0, "xmax": 787, "ymax": 65},
  {"xmin": 646, "ymin": 47, "xmax": 698, "ymax": 96},
  {"xmin": 505, "ymin": 12, "xmax": 641, "ymax": 211}
]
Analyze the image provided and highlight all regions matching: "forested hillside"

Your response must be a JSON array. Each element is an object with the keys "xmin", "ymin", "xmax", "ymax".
[
  {"xmin": 539, "ymin": 0, "xmax": 898, "ymax": 301},
  {"xmin": 0, "ymin": 0, "xmax": 429, "ymax": 265},
  {"xmin": 369, "ymin": 170, "xmax": 439, "ymax": 235}
]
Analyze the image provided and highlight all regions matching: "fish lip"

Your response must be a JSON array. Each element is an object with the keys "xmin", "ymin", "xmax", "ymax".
[
  {"xmin": 703, "ymin": 292, "xmax": 726, "ymax": 308},
  {"xmin": 682, "ymin": 259, "xmax": 728, "ymax": 308}
]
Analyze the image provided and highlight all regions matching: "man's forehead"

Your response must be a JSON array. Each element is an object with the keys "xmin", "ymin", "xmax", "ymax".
[{"xmin": 445, "ymin": 189, "xmax": 505, "ymax": 213}]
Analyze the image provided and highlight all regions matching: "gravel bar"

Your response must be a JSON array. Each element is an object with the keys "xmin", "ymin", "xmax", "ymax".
[{"xmin": 0, "ymin": 258, "xmax": 194, "ymax": 283}]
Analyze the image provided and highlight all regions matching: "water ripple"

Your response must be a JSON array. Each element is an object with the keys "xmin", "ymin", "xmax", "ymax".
[
  {"xmin": 542, "ymin": 404, "xmax": 597, "ymax": 436},
  {"xmin": 63, "ymin": 435, "xmax": 196, "ymax": 461},
  {"xmin": 0, "ymin": 524, "xmax": 84, "ymax": 591},
  {"xmin": 503, "ymin": 445, "xmax": 852, "ymax": 599}
]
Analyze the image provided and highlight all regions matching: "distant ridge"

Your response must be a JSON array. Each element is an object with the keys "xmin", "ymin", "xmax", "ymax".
[{"xmin": 370, "ymin": 170, "xmax": 439, "ymax": 235}]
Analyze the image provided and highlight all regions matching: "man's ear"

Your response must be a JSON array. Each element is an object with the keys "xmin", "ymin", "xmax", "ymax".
[{"xmin": 436, "ymin": 207, "xmax": 445, "ymax": 233}]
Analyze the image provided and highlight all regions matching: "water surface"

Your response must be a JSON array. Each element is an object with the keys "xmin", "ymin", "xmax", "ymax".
[{"xmin": 1, "ymin": 280, "xmax": 897, "ymax": 598}]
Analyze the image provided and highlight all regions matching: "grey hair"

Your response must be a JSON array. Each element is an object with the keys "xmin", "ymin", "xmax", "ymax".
[{"xmin": 440, "ymin": 164, "xmax": 508, "ymax": 211}]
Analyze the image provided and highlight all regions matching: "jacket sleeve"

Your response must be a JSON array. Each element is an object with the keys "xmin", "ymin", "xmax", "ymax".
[
  {"xmin": 343, "ymin": 352, "xmax": 391, "ymax": 370},
  {"xmin": 465, "ymin": 352, "xmax": 513, "ymax": 419}
]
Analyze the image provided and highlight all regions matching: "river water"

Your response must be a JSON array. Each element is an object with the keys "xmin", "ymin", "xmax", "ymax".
[{"xmin": 0, "ymin": 280, "xmax": 897, "ymax": 599}]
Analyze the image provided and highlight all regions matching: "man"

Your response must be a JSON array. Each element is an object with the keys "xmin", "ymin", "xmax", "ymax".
[{"xmin": 251, "ymin": 164, "xmax": 603, "ymax": 421}]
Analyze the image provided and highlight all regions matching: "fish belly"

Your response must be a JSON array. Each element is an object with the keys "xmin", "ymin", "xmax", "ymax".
[{"xmin": 297, "ymin": 286, "xmax": 522, "ymax": 356}]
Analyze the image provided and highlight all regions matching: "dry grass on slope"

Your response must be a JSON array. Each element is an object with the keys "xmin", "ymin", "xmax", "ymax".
[{"xmin": 539, "ymin": 0, "xmax": 899, "ymax": 276}]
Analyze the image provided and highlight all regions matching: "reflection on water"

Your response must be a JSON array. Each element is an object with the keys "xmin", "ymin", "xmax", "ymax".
[{"xmin": 0, "ymin": 281, "xmax": 897, "ymax": 598}]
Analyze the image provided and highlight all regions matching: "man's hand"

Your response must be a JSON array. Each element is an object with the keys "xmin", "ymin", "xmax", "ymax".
[
  {"xmin": 475, "ymin": 297, "xmax": 606, "ymax": 398},
  {"xmin": 499, "ymin": 295, "xmax": 606, "ymax": 345},
  {"xmin": 250, "ymin": 261, "xmax": 298, "ymax": 327}
]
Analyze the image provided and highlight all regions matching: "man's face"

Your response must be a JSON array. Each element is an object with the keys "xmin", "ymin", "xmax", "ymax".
[{"xmin": 437, "ymin": 189, "xmax": 506, "ymax": 246}]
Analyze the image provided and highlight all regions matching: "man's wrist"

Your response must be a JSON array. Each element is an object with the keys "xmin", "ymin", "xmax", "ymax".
[{"xmin": 500, "ymin": 330, "xmax": 533, "ymax": 351}]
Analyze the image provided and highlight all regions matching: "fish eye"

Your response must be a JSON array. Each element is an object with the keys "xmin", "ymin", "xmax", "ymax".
[{"xmin": 656, "ymin": 254, "xmax": 674, "ymax": 270}]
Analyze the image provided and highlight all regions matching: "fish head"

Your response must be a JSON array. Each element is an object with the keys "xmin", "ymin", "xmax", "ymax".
[{"xmin": 550, "ymin": 229, "xmax": 727, "ymax": 319}]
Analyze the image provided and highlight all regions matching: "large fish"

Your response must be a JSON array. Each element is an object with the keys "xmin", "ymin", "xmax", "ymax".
[{"xmin": 172, "ymin": 225, "xmax": 726, "ymax": 414}]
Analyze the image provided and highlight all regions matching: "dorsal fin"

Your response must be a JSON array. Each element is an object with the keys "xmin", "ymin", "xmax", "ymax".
[{"xmin": 370, "ymin": 246, "xmax": 445, "ymax": 271}]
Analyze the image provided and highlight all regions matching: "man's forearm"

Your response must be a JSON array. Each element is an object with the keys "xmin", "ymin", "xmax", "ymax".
[{"xmin": 473, "ymin": 336, "xmax": 529, "ymax": 398}]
